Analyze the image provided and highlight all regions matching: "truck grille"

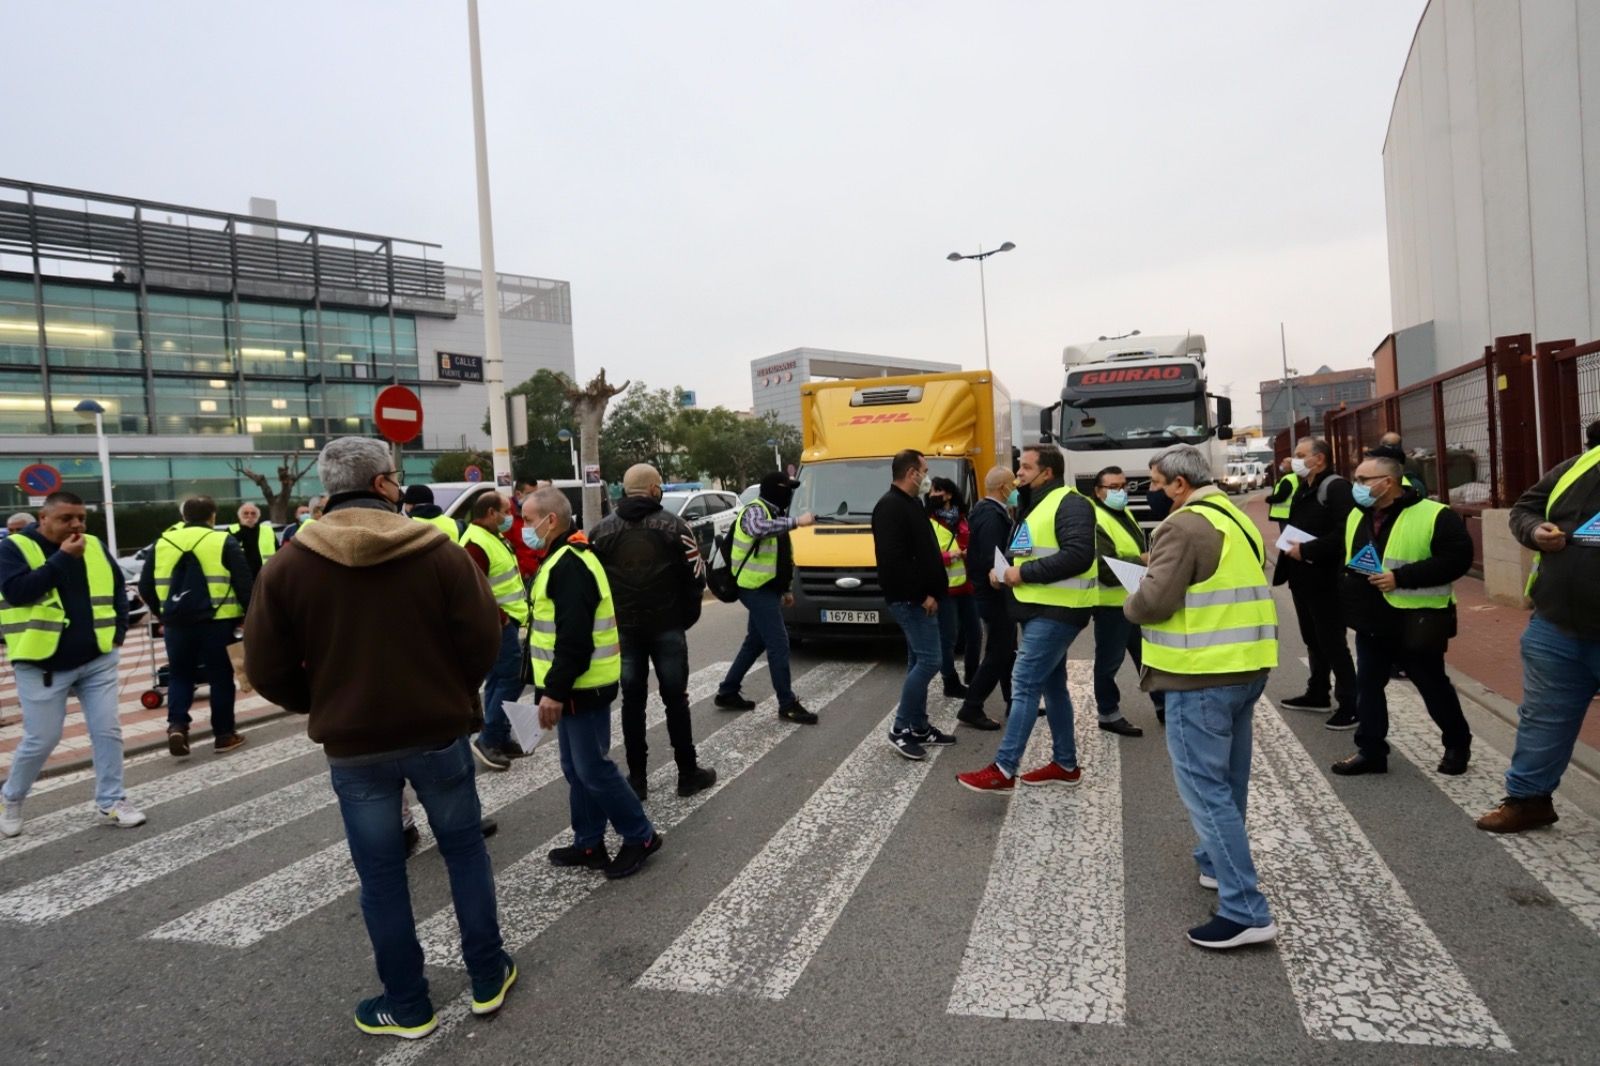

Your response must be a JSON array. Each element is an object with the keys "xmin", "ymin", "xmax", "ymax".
[{"xmin": 797, "ymin": 567, "xmax": 882, "ymax": 599}]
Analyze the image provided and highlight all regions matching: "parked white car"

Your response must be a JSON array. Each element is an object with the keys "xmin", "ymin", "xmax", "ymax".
[
  {"xmin": 660, "ymin": 489, "xmax": 740, "ymax": 556},
  {"xmin": 1222, "ymin": 461, "xmax": 1268, "ymax": 494}
]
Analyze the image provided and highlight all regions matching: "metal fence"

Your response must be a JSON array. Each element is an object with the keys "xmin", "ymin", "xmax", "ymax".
[{"xmin": 1535, "ymin": 337, "xmax": 1600, "ymax": 468}]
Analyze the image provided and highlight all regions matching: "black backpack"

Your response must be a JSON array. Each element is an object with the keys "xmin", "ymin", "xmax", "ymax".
[
  {"xmin": 158, "ymin": 531, "xmax": 221, "ymax": 625},
  {"xmin": 706, "ymin": 521, "xmax": 748, "ymax": 604}
]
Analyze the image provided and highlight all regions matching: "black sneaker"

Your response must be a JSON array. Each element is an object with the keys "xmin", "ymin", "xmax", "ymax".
[
  {"xmin": 1324, "ymin": 708, "xmax": 1358, "ymax": 731},
  {"xmin": 605, "ymin": 833, "xmax": 663, "ymax": 880},
  {"xmin": 913, "ymin": 725, "xmax": 957, "ymax": 746},
  {"xmin": 1280, "ymin": 692, "xmax": 1332, "ymax": 711},
  {"xmin": 627, "ymin": 773, "xmax": 649, "ymax": 801},
  {"xmin": 888, "ymin": 728, "xmax": 927, "ymax": 761},
  {"xmin": 471, "ymin": 738, "xmax": 511, "ymax": 772},
  {"xmin": 470, "ymin": 951, "xmax": 518, "ymax": 1016},
  {"xmin": 956, "ymin": 709, "xmax": 1001, "ymax": 731},
  {"xmin": 1186, "ymin": 915, "xmax": 1278, "ymax": 950},
  {"xmin": 714, "ymin": 691, "xmax": 756, "ymax": 711},
  {"xmin": 1330, "ymin": 752, "xmax": 1387, "ymax": 776},
  {"xmin": 500, "ymin": 739, "xmax": 529, "ymax": 760},
  {"xmin": 548, "ymin": 843, "xmax": 610, "ymax": 870},
  {"xmin": 677, "ymin": 765, "xmax": 718, "ymax": 798},
  {"xmin": 1098, "ymin": 718, "xmax": 1144, "ymax": 738},
  {"xmin": 166, "ymin": 728, "xmax": 190, "ymax": 758},
  {"xmin": 1438, "ymin": 747, "xmax": 1470, "ymax": 776},
  {"xmin": 480, "ymin": 817, "xmax": 498, "ymax": 839},
  {"xmin": 943, "ymin": 679, "xmax": 969, "ymax": 698},
  {"xmin": 404, "ymin": 824, "xmax": 421, "ymax": 856},
  {"xmin": 779, "ymin": 700, "xmax": 818, "ymax": 724}
]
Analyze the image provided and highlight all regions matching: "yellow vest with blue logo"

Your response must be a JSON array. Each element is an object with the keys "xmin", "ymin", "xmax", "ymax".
[
  {"xmin": 154, "ymin": 525, "xmax": 242, "ymax": 622},
  {"xmin": 931, "ymin": 518, "xmax": 966, "ymax": 588},
  {"xmin": 1093, "ymin": 503, "xmax": 1145, "ymax": 608},
  {"xmin": 460, "ymin": 523, "xmax": 529, "ymax": 624},
  {"xmin": 732, "ymin": 499, "xmax": 781, "ymax": 590},
  {"xmin": 1343, "ymin": 499, "xmax": 1456, "ymax": 609},
  {"xmin": 227, "ymin": 522, "xmax": 277, "ymax": 564},
  {"xmin": 1141, "ymin": 495, "xmax": 1278, "ymax": 673},
  {"xmin": 413, "ymin": 513, "xmax": 460, "ymax": 543},
  {"xmin": 0, "ymin": 534, "xmax": 118, "ymax": 662},
  {"xmin": 1009, "ymin": 485, "xmax": 1099, "ymax": 609},
  {"xmin": 1268, "ymin": 473, "xmax": 1299, "ymax": 520},
  {"xmin": 529, "ymin": 541, "xmax": 621, "ymax": 690},
  {"xmin": 1525, "ymin": 445, "xmax": 1600, "ymax": 596}
]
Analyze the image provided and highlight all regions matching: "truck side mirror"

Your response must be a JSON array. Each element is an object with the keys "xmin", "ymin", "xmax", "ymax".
[
  {"xmin": 1217, "ymin": 425, "xmax": 1234, "ymax": 441},
  {"xmin": 1039, "ymin": 403, "xmax": 1058, "ymax": 444}
]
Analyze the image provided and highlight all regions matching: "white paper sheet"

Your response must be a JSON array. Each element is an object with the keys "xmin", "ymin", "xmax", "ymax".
[
  {"xmin": 1104, "ymin": 556, "xmax": 1148, "ymax": 597},
  {"xmin": 501, "ymin": 700, "xmax": 545, "ymax": 755},
  {"xmin": 993, "ymin": 547, "xmax": 1009, "ymax": 579},
  {"xmin": 1274, "ymin": 524, "xmax": 1317, "ymax": 552}
]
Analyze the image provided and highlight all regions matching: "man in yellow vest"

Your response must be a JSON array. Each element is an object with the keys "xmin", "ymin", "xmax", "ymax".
[
  {"xmin": 1124, "ymin": 444, "xmax": 1279, "ymax": 950},
  {"xmin": 1478, "ymin": 424, "xmax": 1600, "ymax": 832},
  {"xmin": 402, "ymin": 484, "xmax": 461, "ymax": 542},
  {"xmin": 957, "ymin": 443, "xmax": 1097, "ymax": 793},
  {"xmin": 1088, "ymin": 464, "xmax": 1153, "ymax": 736},
  {"xmin": 523, "ymin": 486, "xmax": 662, "ymax": 879},
  {"xmin": 140, "ymin": 495, "xmax": 254, "ymax": 757},
  {"xmin": 0, "ymin": 491, "xmax": 144, "ymax": 836},
  {"xmin": 229, "ymin": 502, "xmax": 277, "ymax": 580},
  {"xmin": 1329, "ymin": 449, "xmax": 1474, "ymax": 777},
  {"xmin": 459, "ymin": 493, "xmax": 529, "ymax": 771}
]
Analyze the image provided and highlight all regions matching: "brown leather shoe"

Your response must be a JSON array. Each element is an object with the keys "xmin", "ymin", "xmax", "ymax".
[
  {"xmin": 213, "ymin": 733, "xmax": 246, "ymax": 755},
  {"xmin": 1476, "ymin": 795, "xmax": 1558, "ymax": 834}
]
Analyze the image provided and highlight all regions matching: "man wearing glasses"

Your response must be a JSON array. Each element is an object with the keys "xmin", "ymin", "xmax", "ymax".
[{"xmin": 1329, "ymin": 447, "xmax": 1474, "ymax": 777}]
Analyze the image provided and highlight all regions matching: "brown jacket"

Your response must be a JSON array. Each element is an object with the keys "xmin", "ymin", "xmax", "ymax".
[
  {"xmin": 1123, "ymin": 485, "xmax": 1272, "ymax": 693},
  {"xmin": 243, "ymin": 502, "xmax": 502, "ymax": 758}
]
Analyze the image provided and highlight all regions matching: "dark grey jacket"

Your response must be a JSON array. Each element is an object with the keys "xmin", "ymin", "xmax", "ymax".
[{"xmin": 1511, "ymin": 450, "xmax": 1600, "ymax": 641}]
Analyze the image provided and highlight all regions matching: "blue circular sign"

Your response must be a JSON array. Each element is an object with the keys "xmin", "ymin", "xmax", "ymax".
[
  {"xmin": 18, "ymin": 464, "xmax": 62, "ymax": 495},
  {"xmin": 464, "ymin": 465, "xmax": 483, "ymax": 483}
]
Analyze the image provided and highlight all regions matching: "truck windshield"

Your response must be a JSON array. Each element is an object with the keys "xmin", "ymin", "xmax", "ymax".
[
  {"xmin": 793, "ymin": 458, "xmax": 969, "ymax": 521},
  {"xmin": 1059, "ymin": 397, "xmax": 1210, "ymax": 450}
]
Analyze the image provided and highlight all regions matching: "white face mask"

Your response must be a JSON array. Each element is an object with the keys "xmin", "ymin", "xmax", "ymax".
[
  {"xmin": 1290, "ymin": 457, "xmax": 1311, "ymax": 479},
  {"xmin": 917, "ymin": 471, "xmax": 932, "ymax": 495}
]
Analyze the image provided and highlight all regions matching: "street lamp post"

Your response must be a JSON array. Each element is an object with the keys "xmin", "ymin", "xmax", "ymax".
[
  {"xmin": 946, "ymin": 242, "xmax": 1015, "ymax": 370},
  {"xmin": 557, "ymin": 428, "xmax": 579, "ymax": 480},
  {"xmin": 73, "ymin": 399, "xmax": 117, "ymax": 558},
  {"xmin": 765, "ymin": 437, "xmax": 782, "ymax": 472},
  {"xmin": 1279, "ymin": 321, "xmax": 1298, "ymax": 431},
  {"xmin": 466, "ymin": 0, "xmax": 513, "ymax": 486}
]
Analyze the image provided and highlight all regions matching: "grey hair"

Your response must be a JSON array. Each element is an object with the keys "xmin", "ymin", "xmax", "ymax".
[
  {"xmin": 1297, "ymin": 436, "xmax": 1332, "ymax": 463},
  {"xmin": 527, "ymin": 485, "xmax": 573, "ymax": 528},
  {"xmin": 317, "ymin": 437, "xmax": 391, "ymax": 495},
  {"xmin": 1149, "ymin": 444, "xmax": 1214, "ymax": 488},
  {"xmin": 1369, "ymin": 455, "xmax": 1404, "ymax": 481},
  {"xmin": 7, "ymin": 511, "xmax": 34, "ymax": 527}
]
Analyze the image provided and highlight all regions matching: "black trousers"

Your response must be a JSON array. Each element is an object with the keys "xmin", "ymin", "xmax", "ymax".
[
  {"xmin": 1353, "ymin": 630, "xmax": 1472, "ymax": 757},
  {"xmin": 619, "ymin": 628, "xmax": 697, "ymax": 777},
  {"xmin": 961, "ymin": 594, "xmax": 1015, "ymax": 714},
  {"xmin": 1289, "ymin": 578, "xmax": 1356, "ymax": 709}
]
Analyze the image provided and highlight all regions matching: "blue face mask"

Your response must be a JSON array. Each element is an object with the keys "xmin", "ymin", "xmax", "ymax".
[
  {"xmin": 1005, "ymin": 489, "xmax": 1019, "ymax": 509},
  {"xmin": 498, "ymin": 514, "xmax": 514, "ymax": 534},
  {"xmin": 1351, "ymin": 483, "xmax": 1377, "ymax": 508},
  {"xmin": 521, "ymin": 519, "xmax": 547, "ymax": 550},
  {"xmin": 1103, "ymin": 489, "xmax": 1128, "ymax": 510}
]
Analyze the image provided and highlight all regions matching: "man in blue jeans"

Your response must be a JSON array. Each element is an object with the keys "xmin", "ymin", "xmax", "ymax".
[
  {"xmin": 872, "ymin": 449, "xmax": 959, "ymax": 760},
  {"xmin": 957, "ymin": 443, "xmax": 1097, "ymax": 792},
  {"xmin": 716, "ymin": 472, "xmax": 817, "ymax": 723},
  {"xmin": 1479, "ymin": 428, "xmax": 1600, "ymax": 833},
  {"xmin": 459, "ymin": 493, "xmax": 530, "ymax": 771},
  {"xmin": 246, "ymin": 437, "xmax": 515, "ymax": 1039}
]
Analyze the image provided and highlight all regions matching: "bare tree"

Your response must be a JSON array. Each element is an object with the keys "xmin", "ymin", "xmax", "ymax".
[
  {"xmin": 563, "ymin": 369, "xmax": 629, "ymax": 530},
  {"xmin": 229, "ymin": 453, "xmax": 317, "ymax": 525}
]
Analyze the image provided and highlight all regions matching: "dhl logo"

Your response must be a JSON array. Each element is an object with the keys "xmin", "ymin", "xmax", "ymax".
[{"xmin": 843, "ymin": 413, "xmax": 916, "ymax": 425}]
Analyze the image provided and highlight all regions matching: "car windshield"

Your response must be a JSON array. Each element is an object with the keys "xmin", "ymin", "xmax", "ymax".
[
  {"xmin": 430, "ymin": 486, "xmax": 467, "ymax": 512},
  {"xmin": 792, "ymin": 458, "xmax": 968, "ymax": 521},
  {"xmin": 1060, "ymin": 397, "xmax": 1210, "ymax": 450}
]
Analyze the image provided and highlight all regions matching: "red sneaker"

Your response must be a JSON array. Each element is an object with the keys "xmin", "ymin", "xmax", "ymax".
[
  {"xmin": 956, "ymin": 764, "xmax": 1015, "ymax": 794},
  {"xmin": 1019, "ymin": 762, "xmax": 1082, "ymax": 787}
]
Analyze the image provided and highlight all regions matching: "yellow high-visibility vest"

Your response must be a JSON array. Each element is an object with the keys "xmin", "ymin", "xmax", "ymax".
[
  {"xmin": 529, "ymin": 542, "xmax": 620, "ymax": 690},
  {"xmin": 0, "ymin": 534, "xmax": 118, "ymax": 662}
]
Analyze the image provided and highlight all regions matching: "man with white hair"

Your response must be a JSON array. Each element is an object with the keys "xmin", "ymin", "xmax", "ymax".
[
  {"xmin": 4, "ymin": 512, "xmax": 32, "ymax": 538},
  {"xmin": 245, "ymin": 437, "xmax": 515, "ymax": 1039},
  {"xmin": 228, "ymin": 502, "xmax": 276, "ymax": 579},
  {"xmin": 523, "ymin": 486, "xmax": 663, "ymax": 880}
]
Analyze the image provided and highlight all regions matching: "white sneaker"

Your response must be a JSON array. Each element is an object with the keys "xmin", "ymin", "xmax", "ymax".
[
  {"xmin": 1198, "ymin": 873, "xmax": 1219, "ymax": 890},
  {"xmin": 0, "ymin": 796, "xmax": 22, "ymax": 837},
  {"xmin": 97, "ymin": 799, "xmax": 146, "ymax": 829}
]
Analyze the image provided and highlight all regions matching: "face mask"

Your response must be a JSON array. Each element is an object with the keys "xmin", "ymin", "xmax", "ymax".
[
  {"xmin": 918, "ymin": 473, "xmax": 932, "ymax": 496},
  {"xmin": 1290, "ymin": 458, "xmax": 1311, "ymax": 479},
  {"xmin": 521, "ymin": 519, "xmax": 548, "ymax": 551},
  {"xmin": 1351, "ymin": 483, "xmax": 1377, "ymax": 508},
  {"xmin": 1103, "ymin": 489, "xmax": 1128, "ymax": 510},
  {"xmin": 298, "ymin": 513, "xmax": 311, "ymax": 524},
  {"xmin": 1005, "ymin": 489, "xmax": 1019, "ymax": 509},
  {"xmin": 498, "ymin": 514, "xmax": 514, "ymax": 534}
]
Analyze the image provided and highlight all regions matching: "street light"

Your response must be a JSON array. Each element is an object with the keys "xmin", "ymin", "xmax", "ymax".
[
  {"xmin": 946, "ymin": 241, "xmax": 1015, "ymax": 370},
  {"xmin": 766, "ymin": 437, "xmax": 782, "ymax": 472},
  {"xmin": 73, "ymin": 399, "xmax": 117, "ymax": 558},
  {"xmin": 556, "ymin": 428, "xmax": 579, "ymax": 480}
]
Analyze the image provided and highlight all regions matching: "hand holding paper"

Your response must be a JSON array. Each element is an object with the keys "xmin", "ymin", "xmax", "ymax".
[
  {"xmin": 1274, "ymin": 525, "xmax": 1316, "ymax": 553},
  {"xmin": 501, "ymin": 699, "xmax": 546, "ymax": 755},
  {"xmin": 1104, "ymin": 556, "xmax": 1148, "ymax": 597}
]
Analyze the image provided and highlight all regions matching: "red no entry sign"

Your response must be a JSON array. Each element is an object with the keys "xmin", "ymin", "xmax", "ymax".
[{"xmin": 373, "ymin": 385, "xmax": 423, "ymax": 444}]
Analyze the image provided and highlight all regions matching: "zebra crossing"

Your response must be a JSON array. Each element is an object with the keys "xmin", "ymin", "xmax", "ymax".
[{"xmin": 3, "ymin": 652, "xmax": 1598, "ymax": 1064}]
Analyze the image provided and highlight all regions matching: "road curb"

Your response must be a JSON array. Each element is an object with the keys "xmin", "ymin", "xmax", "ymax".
[
  {"xmin": 1446, "ymin": 664, "xmax": 1600, "ymax": 789},
  {"xmin": 34, "ymin": 706, "xmax": 296, "ymax": 781}
]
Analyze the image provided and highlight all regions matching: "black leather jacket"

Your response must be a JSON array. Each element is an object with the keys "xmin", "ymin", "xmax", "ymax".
[{"xmin": 590, "ymin": 495, "xmax": 705, "ymax": 635}]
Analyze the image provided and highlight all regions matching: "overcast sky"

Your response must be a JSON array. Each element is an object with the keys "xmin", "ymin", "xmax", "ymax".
[{"xmin": 4, "ymin": 0, "xmax": 1424, "ymax": 423}]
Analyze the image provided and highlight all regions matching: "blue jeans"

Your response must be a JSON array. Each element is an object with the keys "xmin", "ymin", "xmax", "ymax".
[
  {"xmin": 165, "ymin": 619, "xmax": 238, "ymax": 737},
  {"xmin": 888, "ymin": 600, "xmax": 942, "ymax": 734},
  {"xmin": 477, "ymin": 620, "xmax": 524, "ymax": 749},
  {"xmin": 1164, "ymin": 677, "xmax": 1272, "ymax": 927},
  {"xmin": 994, "ymin": 617, "xmax": 1085, "ymax": 776},
  {"xmin": 328, "ymin": 737, "xmax": 505, "ymax": 1014},
  {"xmin": 4, "ymin": 651, "xmax": 124, "ymax": 809},
  {"xmin": 720, "ymin": 586, "xmax": 794, "ymax": 706},
  {"xmin": 620, "ymin": 628, "xmax": 697, "ymax": 776},
  {"xmin": 557, "ymin": 704, "xmax": 655, "ymax": 849},
  {"xmin": 1505, "ymin": 614, "xmax": 1600, "ymax": 798}
]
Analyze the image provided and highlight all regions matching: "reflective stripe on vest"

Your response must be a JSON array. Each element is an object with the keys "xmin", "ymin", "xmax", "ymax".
[
  {"xmin": 932, "ymin": 519, "xmax": 966, "ymax": 587},
  {"xmin": 1094, "ymin": 504, "xmax": 1145, "ymax": 607},
  {"xmin": 528, "ymin": 542, "xmax": 621, "ymax": 690},
  {"xmin": 1526, "ymin": 445, "xmax": 1600, "ymax": 596},
  {"xmin": 460, "ymin": 523, "xmax": 529, "ymax": 623},
  {"xmin": 154, "ymin": 526, "xmax": 242, "ymax": 621},
  {"xmin": 732, "ymin": 499, "xmax": 780, "ymax": 589},
  {"xmin": 414, "ymin": 513, "xmax": 461, "ymax": 544},
  {"xmin": 1343, "ymin": 499, "xmax": 1456, "ymax": 609},
  {"xmin": 1011, "ymin": 485, "xmax": 1099, "ymax": 608},
  {"xmin": 0, "ymin": 534, "xmax": 118, "ymax": 661},
  {"xmin": 1141, "ymin": 495, "xmax": 1278, "ymax": 674},
  {"xmin": 227, "ymin": 523, "xmax": 277, "ymax": 563},
  {"xmin": 1268, "ymin": 473, "xmax": 1299, "ymax": 520}
]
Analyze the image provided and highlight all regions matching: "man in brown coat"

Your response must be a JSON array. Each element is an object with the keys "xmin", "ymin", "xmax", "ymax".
[{"xmin": 245, "ymin": 437, "xmax": 517, "ymax": 1041}]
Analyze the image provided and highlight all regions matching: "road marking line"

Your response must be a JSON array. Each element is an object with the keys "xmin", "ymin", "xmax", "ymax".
[
  {"xmin": 416, "ymin": 660, "xmax": 875, "ymax": 968},
  {"xmin": 1252, "ymin": 698, "xmax": 1511, "ymax": 1048},
  {"xmin": 143, "ymin": 663, "xmax": 740, "ymax": 947},
  {"xmin": 946, "ymin": 661, "xmax": 1125, "ymax": 1024},
  {"xmin": 636, "ymin": 689, "xmax": 959, "ymax": 1001}
]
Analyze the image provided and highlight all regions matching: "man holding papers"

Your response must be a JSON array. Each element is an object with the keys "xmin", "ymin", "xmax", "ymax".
[{"xmin": 1088, "ymin": 466, "xmax": 1156, "ymax": 735}]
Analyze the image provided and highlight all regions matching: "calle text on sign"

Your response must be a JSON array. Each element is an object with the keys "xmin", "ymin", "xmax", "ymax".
[{"xmin": 436, "ymin": 351, "xmax": 485, "ymax": 383}]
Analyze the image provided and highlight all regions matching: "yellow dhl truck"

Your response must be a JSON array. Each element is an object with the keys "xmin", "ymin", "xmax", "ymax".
[{"xmin": 782, "ymin": 370, "xmax": 1011, "ymax": 639}]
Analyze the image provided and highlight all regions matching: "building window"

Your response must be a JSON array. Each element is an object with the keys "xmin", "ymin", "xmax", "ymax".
[
  {"xmin": 49, "ymin": 371, "xmax": 150, "ymax": 434},
  {"xmin": 0, "ymin": 370, "xmax": 49, "ymax": 433},
  {"xmin": 239, "ymin": 301, "xmax": 313, "ymax": 377},
  {"xmin": 39, "ymin": 283, "xmax": 142, "ymax": 371},
  {"xmin": 148, "ymin": 292, "xmax": 234, "ymax": 375},
  {"xmin": 0, "ymin": 278, "xmax": 43, "ymax": 367},
  {"xmin": 151, "ymin": 377, "xmax": 238, "ymax": 435}
]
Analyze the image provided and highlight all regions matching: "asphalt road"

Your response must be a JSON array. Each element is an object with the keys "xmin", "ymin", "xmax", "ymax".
[{"xmin": 2, "ymin": 587, "xmax": 1598, "ymax": 1066}]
